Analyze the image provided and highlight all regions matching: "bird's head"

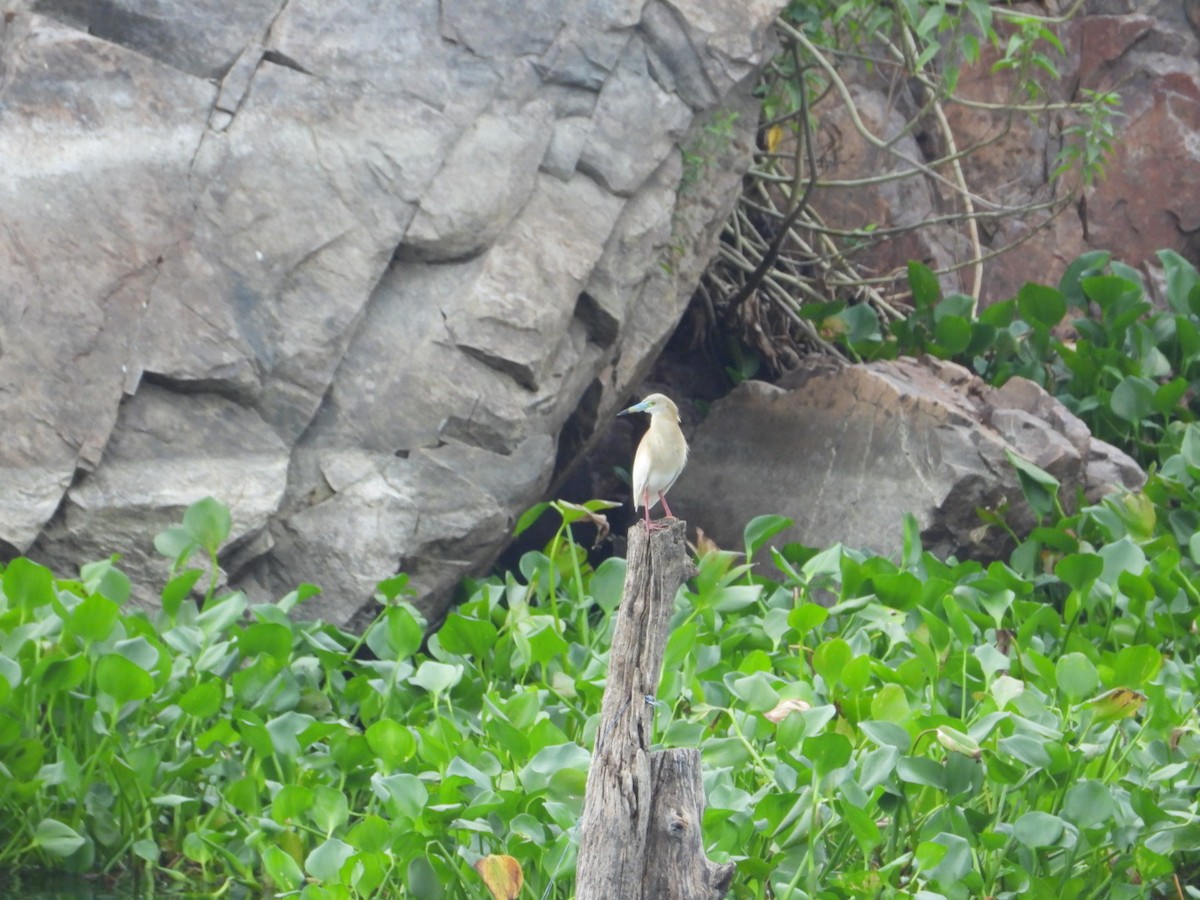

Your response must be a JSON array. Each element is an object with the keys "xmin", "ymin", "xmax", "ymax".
[{"xmin": 618, "ymin": 393, "xmax": 679, "ymax": 421}]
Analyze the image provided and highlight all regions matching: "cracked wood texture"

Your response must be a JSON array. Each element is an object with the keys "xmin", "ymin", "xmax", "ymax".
[{"xmin": 576, "ymin": 519, "xmax": 733, "ymax": 900}]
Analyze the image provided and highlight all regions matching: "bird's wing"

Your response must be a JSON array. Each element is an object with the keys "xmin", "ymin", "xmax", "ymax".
[{"xmin": 631, "ymin": 438, "xmax": 657, "ymax": 511}]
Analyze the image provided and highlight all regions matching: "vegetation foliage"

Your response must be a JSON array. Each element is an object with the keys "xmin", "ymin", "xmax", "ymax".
[
  {"xmin": 0, "ymin": 1, "xmax": 1158, "ymax": 895},
  {"xmin": 694, "ymin": 0, "xmax": 1121, "ymax": 375},
  {"xmin": 823, "ymin": 249, "xmax": 1200, "ymax": 469},
  {"xmin": 5, "ymin": 251, "xmax": 1200, "ymax": 898}
]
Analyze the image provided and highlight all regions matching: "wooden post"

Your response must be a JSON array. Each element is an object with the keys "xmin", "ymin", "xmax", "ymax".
[{"xmin": 576, "ymin": 520, "xmax": 734, "ymax": 900}]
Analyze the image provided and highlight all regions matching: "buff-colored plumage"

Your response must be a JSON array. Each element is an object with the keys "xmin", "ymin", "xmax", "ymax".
[{"xmin": 618, "ymin": 393, "xmax": 688, "ymax": 529}]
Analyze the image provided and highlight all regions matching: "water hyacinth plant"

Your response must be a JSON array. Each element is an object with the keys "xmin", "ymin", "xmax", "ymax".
[
  {"xmin": 1, "ymin": 453, "xmax": 1200, "ymax": 899},
  {"xmin": 7, "ymin": 250, "xmax": 1200, "ymax": 896}
]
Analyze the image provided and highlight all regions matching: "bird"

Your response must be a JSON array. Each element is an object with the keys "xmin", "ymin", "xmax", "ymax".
[{"xmin": 618, "ymin": 393, "xmax": 689, "ymax": 531}]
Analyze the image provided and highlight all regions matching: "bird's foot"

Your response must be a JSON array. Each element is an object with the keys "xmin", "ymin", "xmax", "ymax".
[{"xmin": 643, "ymin": 519, "xmax": 670, "ymax": 532}]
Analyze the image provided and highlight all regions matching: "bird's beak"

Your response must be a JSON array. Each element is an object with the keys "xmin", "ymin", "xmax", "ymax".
[{"xmin": 618, "ymin": 400, "xmax": 650, "ymax": 417}]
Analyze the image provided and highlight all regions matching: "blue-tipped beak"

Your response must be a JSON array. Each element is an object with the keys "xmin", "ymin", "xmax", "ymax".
[{"xmin": 618, "ymin": 400, "xmax": 650, "ymax": 417}]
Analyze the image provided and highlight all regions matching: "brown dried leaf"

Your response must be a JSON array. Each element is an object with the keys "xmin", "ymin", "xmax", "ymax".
[
  {"xmin": 766, "ymin": 124, "xmax": 783, "ymax": 154},
  {"xmin": 1088, "ymin": 688, "xmax": 1145, "ymax": 723},
  {"xmin": 692, "ymin": 526, "xmax": 721, "ymax": 558},
  {"xmin": 764, "ymin": 697, "xmax": 811, "ymax": 723},
  {"xmin": 474, "ymin": 854, "xmax": 523, "ymax": 900},
  {"xmin": 551, "ymin": 500, "xmax": 612, "ymax": 549}
]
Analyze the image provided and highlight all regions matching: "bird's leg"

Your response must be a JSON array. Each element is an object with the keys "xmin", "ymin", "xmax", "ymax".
[
  {"xmin": 643, "ymin": 490, "xmax": 666, "ymax": 531},
  {"xmin": 659, "ymin": 492, "xmax": 675, "ymax": 519}
]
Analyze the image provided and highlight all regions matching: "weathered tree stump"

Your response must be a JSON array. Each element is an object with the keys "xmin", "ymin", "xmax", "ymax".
[{"xmin": 576, "ymin": 520, "xmax": 734, "ymax": 900}]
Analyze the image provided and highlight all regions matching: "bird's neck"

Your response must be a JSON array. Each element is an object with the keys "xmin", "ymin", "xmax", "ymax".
[{"xmin": 649, "ymin": 414, "xmax": 677, "ymax": 432}]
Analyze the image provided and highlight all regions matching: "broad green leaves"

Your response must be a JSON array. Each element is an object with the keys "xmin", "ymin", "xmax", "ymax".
[
  {"xmin": 34, "ymin": 819, "xmax": 86, "ymax": 859},
  {"xmin": 6, "ymin": 415, "xmax": 1200, "ymax": 900},
  {"xmin": 837, "ymin": 253, "xmax": 1200, "ymax": 471}
]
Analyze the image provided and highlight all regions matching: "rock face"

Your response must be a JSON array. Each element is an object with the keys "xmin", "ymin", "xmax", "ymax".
[
  {"xmin": 805, "ymin": 0, "xmax": 1200, "ymax": 305},
  {"xmin": 670, "ymin": 358, "xmax": 1145, "ymax": 561},
  {"xmin": 2, "ymin": 0, "xmax": 786, "ymax": 624}
]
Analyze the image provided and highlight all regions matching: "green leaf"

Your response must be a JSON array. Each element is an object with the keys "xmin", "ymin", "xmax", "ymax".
[
  {"xmin": 365, "ymin": 718, "xmax": 416, "ymax": 769},
  {"xmin": 836, "ymin": 303, "xmax": 882, "ymax": 345},
  {"xmin": 436, "ymin": 614, "xmax": 498, "ymax": 659},
  {"xmin": 1056, "ymin": 652, "xmax": 1099, "ymax": 700},
  {"xmin": 744, "ymin": 515, "xmax": 794, "ymax": 557},
  {"xmin": 871, "ymin": 572, "xmax": 923, "ymax": 610},
  {"xmin": 179, "ymin": 679, "xmax": 224, "ymax": 718},
  {"xmin": 1082, "ymin": 274, "xmax": 1140, "ymax": 311},
  {"xmin": 1153, "ymin": 377, "xmax": 1189, "ymax": 416},
  {"xmin": 96, "ymin": 654, "xmax": 155, "ymax": 704},
  {"xmin": 727, "ymin": 671, "xmax": 781, "ymax": 713},
  {"xmin": 35, "ymin": 657, "xmax": 85, "ymax": 696},
  {"xmin": 161, "ymin": 569, "xmax": 204, "ymax": 617},
  {"xmin": 840, "ymin": 654, "xmax": 871, "ymax": 692},
  {"xmin": 1054, "ymin": 553, "xmax": 1103, "ymax": 591},
  {"xmin": 154, "ymin": 526, "xmax": 196, "ymax": 566},
  {"xmin": 1013, "ymin": 811, "xmax": 1064, "ymax": 848},
  {"xmin": 1006, "ymin": 450, "xmax": 1060, "ymax": 519},
  {"xmin": 347, "ymin": 815, "xmax": 392, "ymax": 854},
  {"xmin": 263, "ymin": 844, "xmax": 305, "ymax": 892},
  {"xmin": 239, "ymin": 623, "xmax": 293, "ymax": 662},
  {"xmin": 979, "ymin": 297, "xmax": 1017, "ymax": 327},
  {"xmin": 918, "ymin": 832, "xmax": 972, "ymax": 883},
  {"xmin": 999, "ymin": 734, "xmax": 1050, "ymax": 769},
  {"xmin": 0, "ymin": 654, "xmax": 20, "ymax": 699},
  {"xmin": 839, "ymin": 799, "xmax": 883, "ymax": 855},
  {"xmin": 1113, "ymin": 644, "xmax": 1161, "ymax": 688},
  {"xmin": 412, "ymin": 660, "xmax": 463, "ymax": 696},
  {"xmin": 897, "ymin": 757, "xmax": 945, "ymax": 789},
  {"xmin": 374, "ymin": 574, "xmax": 412, "ymax": 603},
  {"xmin": 1158, "ymin": 248, "xmax": 1200, "ymax": 314},
  {"xmin": 1099, "ymin": 537, "xmax": 1147, "ymax": 585},
  {"xmin": 908, "ymin": 260, "xmax": 942, "ymax": 308},
  {"xmin": 304, "ymin": 838, "xmax": 354, "ymax": 881},
  {"xmin": 266, "ymin": 711, "xmax": 316, "ymax": 756},
  {"xmin": 407, "ymin": 858, "xmax": 444, "ymax": 900},
  {"xmin": 934, "ymin": 293, "xmax": 975, "ymax": 321},
  {"xmin": 804, "ymin": 733, "xmax": 852, "ymax": 777},
  {"xmin": 183, "ymin": 497, "xmax": 232, "ymax": 554},
  {"xmin": 1017, "ymin": 282, "xmax": 1067, "ymax": 327},
  {"xmin": 79, "ymin": 558, "xmax": 130, "ymax": 605},
  {"xmin": 788, "ymin": 603, "xmax": 828, "ymax": 636},
  {"xmin": 270, "ymin": 785, "xmax": 314, "ymax": 824},
  {"xmin": 812, "ymin": 638, "xmax": 852, "ymax": 685},
  {"xmin": 33, "ymin": 819, "xmax": 86, "ymax": 859},
  {"xmin": 1063, "ymin": 780, "xmax": 1116, "ymax": 829},
  {"xmin": 1111, "ymin": 376, "xmax": 1155, "ymax": 423},
  {"xmin": 373, "ymin": 773, "xmax": 427, "ymax": 822},
  {"xmin": 68, "ymin": 593, "xmax": 120, "ymax": 643},
  {"xmin": 870, "ymin": 684, "xmax": 911, "ymax": 724},
  {"xmin": 131, "ymin": 839, "xmax": 158, "ymax": 864},
  {"xmin": 365, "ymin": 605, "xmax": 424, "ymax": 662},
  {"xmin": 711, "ymin": 584, "xmax": 762, "ymax": 613},
  {"xmin": 933, "ymin": 315, "xmax": 972, "ymax": 354},
  {"xmin": 524, "ymin": 621, "xmax": 570, "ymax": 665},
  {"xmin": 859, "ymin": 745, "xmax": 900, "ymax": 791},
  {"xmin": 310, "ymin": 785, "xmax": 349, "ymax": 834},
  {"xmin": 859, "ymin": 720, "xmax": 911, "ymax": 752},
  {"xmin": 196, "ymin": 592, "xmax": 247, "ymax": 638},
  {"xmin": 1059, "ymin": 250, "xmax": 1110, "ymax": 306},
  {"xmin": 3, "ymin": 558, "xmax": 56, "ymax": 609}
]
